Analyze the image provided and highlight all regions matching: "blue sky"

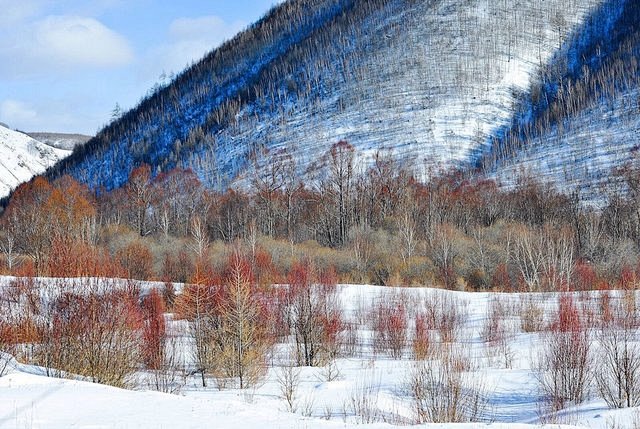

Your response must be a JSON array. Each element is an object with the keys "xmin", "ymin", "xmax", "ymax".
[{"xmin": 0, "ymin": 0, "xmax": 281, "ymax": 134}]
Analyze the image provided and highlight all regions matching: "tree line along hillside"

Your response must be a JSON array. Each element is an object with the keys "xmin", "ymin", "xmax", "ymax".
[
  {"xmin": 5, "ymin": 143, "xmax": 640, "ymax": 293},
  {"xmin": 482, "ymin": 0, "xmax": 640, "ymax": 198}
]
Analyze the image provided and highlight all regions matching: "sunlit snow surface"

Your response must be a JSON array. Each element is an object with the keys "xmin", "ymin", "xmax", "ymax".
[{"xmin": 0, "ymin": 126, "xmax": 70, "ymax": 197}]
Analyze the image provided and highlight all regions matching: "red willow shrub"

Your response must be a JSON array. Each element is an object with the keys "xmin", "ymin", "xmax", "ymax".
[
  {"xmin": 285, "ymin": 260, "xmax": 344, "ymax": 366},
  {"xmin": 371, "ymin": 293, "xmax": 407, "ymax": 358},
  {"xmin": 413, "ymin": 312, "xmax": 433, "ymax": 360},
  {"xmin": 141, "ymin": 289, "xmax": 167, "ymax": 370},
  {"xmin": 537, "ymin": 293, "xmax": 592, "ymax": 411},
  {"xmin": 37, "ymin": 280, "xmax": 143, "ymax": 388}
]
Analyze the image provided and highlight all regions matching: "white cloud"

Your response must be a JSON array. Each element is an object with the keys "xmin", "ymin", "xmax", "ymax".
[
  {"xmin": 0, "ymin": 100, "xmax": 37, "ymax": 128},
  {"xmin": 34, "ymin": 16, "xmax": 133, "ymax": 67},
  {"xmin": 0, "ymin": 0, "xmax": 43, "ymax": 27},
  {"xmin": 0, "ymin": 15, "xmax": 133, "ymax": 77},
  {"xmin": 144, "ymin": 15, "xmax": 246, "ymax": 78},
  {"xmin": 29, "ymin": 16, "xmax": 133, "ymax": 67}
]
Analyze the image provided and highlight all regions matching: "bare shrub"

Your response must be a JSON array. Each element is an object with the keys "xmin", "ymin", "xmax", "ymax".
[
  {"xmin": 482, "ymin": 297, "xmax": 515, "ymax": 368},
  {"xmin": 424, "ymin": 291, "xmax": 468, "ymax": 343},
  {"xmin": 320, "ymin": 358, "xmax": 342, "ymax": 382},
  {"xmin": 519, "ymin": 295, "xmax": 545, "ymax": 333},
  {"xmin": 348, "ymin": 376, "xmax": 382, "ymax": 424},
  {"xmin": 340, "ymin": 321, "xmax": 360, "ymax": 358},
  {"xmin": 535, "ymin": 294, "xmax": 592, "ymax": 412},
  {"xmin": 300, "ymin": 393, "xmax": 316, "ymax": 417},
  {"xmin": 412, "ymin": 311, "xmax": 433, "ymax": 360},
  {"xmin": 147, "ymin": 333, "xmax": 184, "ymax": 394},
  {"xmin": 0, "ymin": 351, "xmax": 13, "ymax": 377},
  {"xmin": 410, "ymin": 359, "xmax": 487, "ymax": 423},
  {"xmin": 285, "ymin": 260, "xmax": 343, "ymax": 366},
  {"xmin": 322, "ymin": 403, "xmax": 333, "ymax": 420},
  {"xmin": 0, "ymin": 288, "xmax": 19, "ymax": 376},
  {"xmin": 596, "ymin": 299, "xmax": 640, "ymax": 408},
  {"xmin": 276, "ymin": 361, "xmax": 301, "ymax": 413},
  {"xmin": 482, "ymin": 297, "xmax": 507, "ymax": 343}
]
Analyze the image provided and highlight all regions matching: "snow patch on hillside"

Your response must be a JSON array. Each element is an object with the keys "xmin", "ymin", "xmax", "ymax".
[
  {"xmin": 27, "ymin": 132, "xmax": 91, "ymax": 151},
  {"xmin": 0, "ymin": 126, "xmax": 70, "ymax": 197}
]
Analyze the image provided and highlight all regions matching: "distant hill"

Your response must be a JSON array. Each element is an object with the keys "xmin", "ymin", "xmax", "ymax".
[{"xmin": 27, "ymin": 132, "xmax": 92, "ymax": 151}]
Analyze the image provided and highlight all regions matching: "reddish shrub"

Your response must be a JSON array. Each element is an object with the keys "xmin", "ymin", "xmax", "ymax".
[
  {"xmin": 141, "ymin": 290, "xmax": 167, "ymax": 370},
  {"xmin": 162, "ymin": 250, "xmax": 194, "ymax": 283},
  {"xmin": 372, "ymin": 294, "xmax": 407, "ymax": 359},
  {"xmin": 413, "ymin": 312, "xmax": 433, "ymax": 360},
  {"xmin": 573, "ymin": 261, "xmax": 597, "ymax": 291},
  {"xmin": 538, "ymin": 293, "xmax": 592, "ymax": 411},
  {"xmin": 491, "ymin": 263, "xmax": 513, "ymax": 292},
  {"xmin": 619, "ymin": 266, "xmax": 637, "ymax": 290},
  {"xmin": 552, "ymin": 294, "xmax": 582, "ymax": 333},
  {"xmin": 117, "ymin": 241, "xmax": 154, "ymax": 280}
]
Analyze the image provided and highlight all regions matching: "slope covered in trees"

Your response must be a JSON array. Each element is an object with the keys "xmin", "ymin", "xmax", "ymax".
[
  {"xmin": 44, "ymin": 0, "xmax": 600, "ymax": 192},
  {"xmin": 482, "ymin": 0, "xmax": 640, "ymax": 199}
]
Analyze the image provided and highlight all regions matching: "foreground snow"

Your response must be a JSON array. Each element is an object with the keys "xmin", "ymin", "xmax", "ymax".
[
  {"xmin": 1, "ymin": 282, "xmax": 640, "ymax": 429},
  {"xmin": 0, "ymin": 369, "xmax": 588, "ymax": 429}
]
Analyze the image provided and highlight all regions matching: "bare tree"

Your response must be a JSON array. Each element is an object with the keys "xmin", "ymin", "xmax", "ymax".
[
  {"xmin": 177, "ymin": 282, "xmax": 218, "ymax": 388},
  {"xmin": 189, "ymin": 216, "xmax": 209, "ymax": 259},
  {"xmin": 576, "ymin": 210, "xmax": 604, "ymax": 261},
  {"xmin": 217, "ymin": 255, "xmax": 270, "ymax": 389},
  {"xmin": 326, "ymin": 141, "xmax": 355, "ymax": 246},
  {"xmin": 429, "ymin": 224, "xmax": 460, "ymax": 289},
  {"xmin": 0, "ymin": 226, "xmax": 17, "ymax": 273},
  {"xmin": 126, "ymin": 164, "xmax": 155, "ymax": 237},
  {"xmin": 596, "ymin": 302, "xmax": 640, "ymax": 408},
  {"xmin": 510, "ymin": 225, "xmax": 544, "ymax": 291},
  {"xmin": 398, "ymin": 212, "xmax": 417, "ymax": 264}
]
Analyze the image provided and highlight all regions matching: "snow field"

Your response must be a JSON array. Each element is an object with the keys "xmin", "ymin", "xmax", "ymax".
[{"xmin": 2, "ymin": 279, "xmax": 640, "ymax": 428}]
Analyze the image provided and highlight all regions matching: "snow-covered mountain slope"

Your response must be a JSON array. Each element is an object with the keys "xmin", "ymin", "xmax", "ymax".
[
  {"xmin": 0, "ymin": 126, "xmax": 70, "ymax": 197},
  {"xmin": 27, "ymin": 132, "xmax": 91, "ymax": 151},
  {"xmin": 483, "ymin": 0, "xmax": 640, "ymax": 200},
  {"xmin": 207, "ymin": 0, "xmax": 601, "ymax": 186},
  {"xmin": 45, "ymin": 0, "xmax": 602, "ymax": 192},
  {"xmin": 492, "ymin": 87, "xmax": 640, "ymax": 200}
]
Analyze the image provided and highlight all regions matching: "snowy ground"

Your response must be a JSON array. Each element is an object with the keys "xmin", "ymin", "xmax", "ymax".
[
  {"xmin": 1, "ymin": 282, "xmax": 640, "ymax": 429},
  {"xmin": 0, "ymin": 126, "xmax": 70, "ymax": 197}
]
